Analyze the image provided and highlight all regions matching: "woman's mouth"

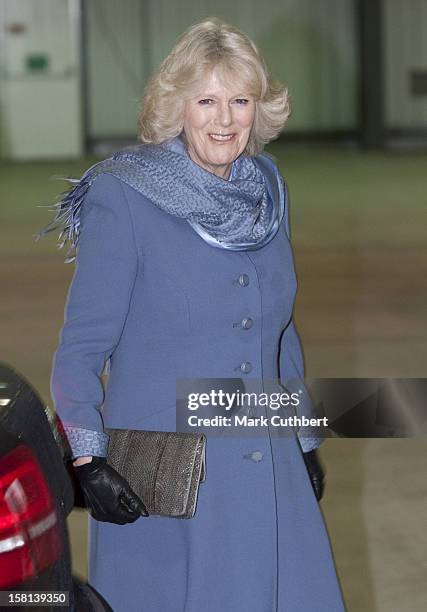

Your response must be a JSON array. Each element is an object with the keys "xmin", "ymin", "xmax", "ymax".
[{"xmin": 208, "ymin": 133, "xmax": 235, "ymax": 142}]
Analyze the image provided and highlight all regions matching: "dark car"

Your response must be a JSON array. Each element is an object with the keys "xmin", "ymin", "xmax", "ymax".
[{"xmin": 0, "ymin": 362, "xmax": 112, "ymax": 611}]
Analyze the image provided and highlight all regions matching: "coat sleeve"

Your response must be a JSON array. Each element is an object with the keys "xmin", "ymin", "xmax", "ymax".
[
  {"xmin": 51, "ymin": 174, "xmax": 139, "ymax": 458},
  {"xmin": 277, "ymin": 173, "xmax": 322, "ymax": 452}
]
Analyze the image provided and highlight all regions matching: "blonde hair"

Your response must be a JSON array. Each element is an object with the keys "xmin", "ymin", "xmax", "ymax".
[{"xmin": 138, "ymin": 18, "xmax": 290, "ymax": 156}]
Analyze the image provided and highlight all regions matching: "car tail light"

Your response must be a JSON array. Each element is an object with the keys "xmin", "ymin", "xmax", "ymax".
[{"xmin": 0, "ymin": 445, "xmax": 62, "ymax": 588}]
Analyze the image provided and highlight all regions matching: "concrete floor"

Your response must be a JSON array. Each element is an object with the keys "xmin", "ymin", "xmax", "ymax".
[{"xmin": 1, "ymin": 144, "xmax": 426, "ymax": 611}]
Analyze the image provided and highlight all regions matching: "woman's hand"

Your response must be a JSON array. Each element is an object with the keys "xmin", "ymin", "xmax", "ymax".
[
  {"xmin": 73, "ymin": 456, "xmax": 149, "ymax": 523},
  {"xmin": 73, "ymin": 455, "xmax": 93, "ymax": 467},
  {"xmin": 303, "ymin": 449, "xmax": 325, "ymax": 501}
]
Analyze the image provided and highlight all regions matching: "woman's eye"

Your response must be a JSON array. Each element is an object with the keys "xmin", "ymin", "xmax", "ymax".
[
  {"xmin": 234, "ymin": 98, "xmax": 249, "ymax": 105},
  {"xmin": 198, "ymin": 98, "xmax": 214, "ymax": 105}
]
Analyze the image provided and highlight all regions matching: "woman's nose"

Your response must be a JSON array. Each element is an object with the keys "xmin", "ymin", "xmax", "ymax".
[{"xmin": 215, "ymin": 103, "xmax": 232, "ymax": 127}]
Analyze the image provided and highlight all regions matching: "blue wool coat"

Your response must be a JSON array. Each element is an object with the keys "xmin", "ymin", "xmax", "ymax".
[{"xmin": 51, "ymin": 158, "xmax": 345, "ymax": 611}]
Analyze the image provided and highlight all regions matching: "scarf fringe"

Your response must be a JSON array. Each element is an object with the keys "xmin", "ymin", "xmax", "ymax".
[{"xmin": 36, "ymin": 173, "xmax": 94, "ymax": 263}]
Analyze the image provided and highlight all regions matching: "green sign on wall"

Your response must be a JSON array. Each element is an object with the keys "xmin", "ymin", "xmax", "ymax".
[{"xmin": 26, "ymin": 54, "xmax": 49, "ymax": 72}]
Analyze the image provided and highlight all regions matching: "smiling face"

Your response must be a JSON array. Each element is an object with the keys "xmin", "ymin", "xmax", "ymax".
[{"xmin": 182, "ymin": 66, "xmax": 256, "ymax": 179}]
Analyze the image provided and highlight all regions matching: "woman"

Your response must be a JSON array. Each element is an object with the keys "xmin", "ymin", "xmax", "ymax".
[{"xmin": 48, "ymin": 19, "xmax": 345, "ymax": 612}]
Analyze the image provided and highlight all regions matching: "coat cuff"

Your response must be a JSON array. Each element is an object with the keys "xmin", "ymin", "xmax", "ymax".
[
  {"xmin": 64, "ymin": 426, "xmax": 109, "ymax": 459},
  {"xmin": 299, "ymin": 437, "xmax": 323, "ymax": 453}
]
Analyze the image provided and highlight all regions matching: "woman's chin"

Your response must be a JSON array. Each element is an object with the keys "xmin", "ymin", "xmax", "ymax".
[{"xmin": 204, "ymin": 150, "xmax": 239, "ymax": 168}]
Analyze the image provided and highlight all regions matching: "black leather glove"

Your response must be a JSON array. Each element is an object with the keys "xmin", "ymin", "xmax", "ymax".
[
  {"xmin": 74, "ymin": 457, "xmax": 148, "ymax": 524},
  {"xmin": 303, "ymin": 449, "xmax": 325, "ymax": 501}
]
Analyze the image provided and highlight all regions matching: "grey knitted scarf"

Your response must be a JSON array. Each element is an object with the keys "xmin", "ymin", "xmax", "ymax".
[{"xmin": 39, "ymin": 136, "xmax": 284, "ymax": 261}]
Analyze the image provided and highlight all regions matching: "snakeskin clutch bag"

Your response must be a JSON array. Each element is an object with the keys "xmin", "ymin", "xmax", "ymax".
[{"xmin": 105, "ymin": 429, "xmax": 206, "ymax": 519}]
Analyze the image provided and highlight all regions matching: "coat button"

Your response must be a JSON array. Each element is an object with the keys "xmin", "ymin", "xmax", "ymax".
[
  {"xmin": 241, "ymin": 317, "xmax": 253, "ymax": 330},
  {"xmin": 240, "ymin": 361, "xmax": 253, "ymax": 374},
  {"xmin": 238, "ymin": 274, "xmax": 249, "ymax": 287},
  {"xmin": 243, "ymin": 450, "xmax": 264, "ymax": 462}
]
